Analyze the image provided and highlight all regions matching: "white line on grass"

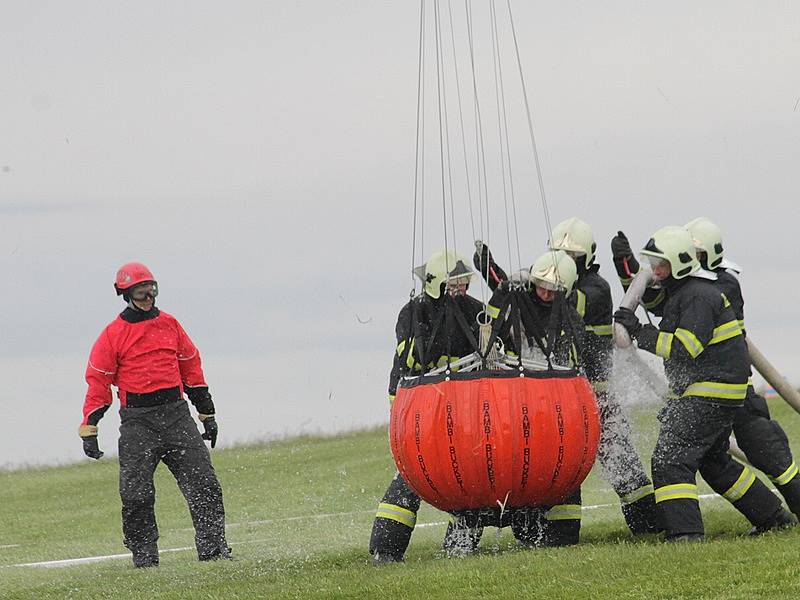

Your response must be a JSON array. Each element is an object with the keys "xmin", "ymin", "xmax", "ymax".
[
  {"xmin": 0, "ymin": 545, "xmax": 21, "ymax": 549},
  {"xmin": 0, "ymin": 491, "xmax": 747, "ymax": 569}
]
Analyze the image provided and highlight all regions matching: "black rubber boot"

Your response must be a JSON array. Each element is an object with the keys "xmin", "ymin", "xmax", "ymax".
[
  {"xmin": 199, "ymin": 545, "xmax": 232, "ymax": 561},
  {"xmin": 748, "ymin": 509, "xmax": 798, "ymax": 536},
  {"xmin": 132, "ymin": 543, "xmax": 159, "ymax": 568},
  {"xmin": 621, "ymin": 494, "xmax": 661, "ymax": 535}
]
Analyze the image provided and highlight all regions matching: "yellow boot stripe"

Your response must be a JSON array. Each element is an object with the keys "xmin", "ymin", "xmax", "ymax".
[
  {"xmin": 621, "ymin": 484, "xmax": 655, "ymax": 505},
  {"xmin": 655, "ymin": 483, "xmax": 698, "ymax": 503},
  {"xmin": 545, "ymin": 504, "xmax": 582, "ymax": 521},
  {"xmin": 723, "ymin": 467, "xmax": 756, "ymax": 502},
  {"xmin": 770, "ymin": 462, "xmax": 799, "ymax": 486},
  {"xmin": 376, "ymin": 503, "xmax": 417, "ymax": 528}
]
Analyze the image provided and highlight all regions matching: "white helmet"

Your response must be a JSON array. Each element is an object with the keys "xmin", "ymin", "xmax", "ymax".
[
  {"xmin": 685, "ymin": 217, "xmax": 724, "ymax": 269},
  {"xmin": 640, "ymin": 226, "xmax": 699, "ymax": 279},
  {"xmin": 549, "ymin": 217, "xmax": 596, "ymax": 267},
  {"xmin": 530, "ymin": 250, "xmax": 578, "ymax": 294},
  {"xmin": 414, "ymin": 249, "xmax": 474, "ymax": 299}
]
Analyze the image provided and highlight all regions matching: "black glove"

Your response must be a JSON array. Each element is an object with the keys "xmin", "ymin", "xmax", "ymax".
[
  {"xmin": 473, "ymin": 241, "xmax": 508, "ymax": 291},
  {"xmin": 82, "ymin": 435, "xmax": 104, "ymax": 460},
  {"xmin": 614, "ymin": 307, "xmax": 642, "ymax": 339},
  {"xmin": 201, "ymin": 417, "xmax": 218, "ymax": 448},
  {"xmin": 610, "ymin": 231, "xmax": 632, "ymax": 259},
  {"xmin": 611, "ymin": 231, "xmax": 640, "ymax": 280}
]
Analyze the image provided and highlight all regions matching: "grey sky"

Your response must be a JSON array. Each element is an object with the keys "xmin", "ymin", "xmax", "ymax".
[{"xmin": 2, "ymin": 1, "xmax": 799, "ymax": 467}]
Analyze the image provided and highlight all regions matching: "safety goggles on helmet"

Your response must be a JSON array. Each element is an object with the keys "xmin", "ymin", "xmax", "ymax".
[{"xmin": 129, "ymin": 281, "xmax": 158, "ymax": 301}]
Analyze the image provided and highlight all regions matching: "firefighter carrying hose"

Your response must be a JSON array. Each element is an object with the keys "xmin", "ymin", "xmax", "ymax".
[
  {"xmin": 78, "ymin": 262, "xmax": 230, "ymax": 567},
  {"xmin": 684, "ymin": 217, "xmax": 800, "ymax": 522},
  {"xmin": 613, "ymin": 227, "xmax": 796, "ymax": 541}
]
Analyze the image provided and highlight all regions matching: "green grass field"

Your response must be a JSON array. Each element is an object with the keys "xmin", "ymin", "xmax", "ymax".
[{"xmin": 2, "ymin": 399, "xmax": 800, "ymax": 599}]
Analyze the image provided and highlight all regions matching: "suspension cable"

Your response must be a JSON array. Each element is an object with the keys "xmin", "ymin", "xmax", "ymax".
[
  {"xmin": 410, "ymin": 0, "xmax": 426, "ymax": 293},
  {"xmin": 488, "ymin": 0, "xmax": 516, "ymax": 276},
  {"xmin": 446, "ymin": 0, "xmax": 477, "ymax": 245},
  {"xmin": 506, "ymin": 0, "xmax": 554, "ymax": 246},
  {"xmin": 433, "ymin": 0, "xmax": 451, "ymax": 270},
  {"xmin": 492, "ymin": 0, "xmax": 523, "ymax": 274}
]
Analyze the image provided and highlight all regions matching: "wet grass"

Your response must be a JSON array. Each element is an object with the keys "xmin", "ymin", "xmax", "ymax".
[{"xmin": 1, "ymin": 400, "xmax": 799, "ymax": 599}]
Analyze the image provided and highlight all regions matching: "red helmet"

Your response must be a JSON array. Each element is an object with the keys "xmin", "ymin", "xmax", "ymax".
[{"xmin": 115, "ymin": 262, "xmax": 155, "ymax": 295}]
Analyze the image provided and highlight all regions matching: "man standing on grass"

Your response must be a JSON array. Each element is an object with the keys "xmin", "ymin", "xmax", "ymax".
[{"xmin": 79, "ymin": 262, "xmax": 230, "ymax": 568}]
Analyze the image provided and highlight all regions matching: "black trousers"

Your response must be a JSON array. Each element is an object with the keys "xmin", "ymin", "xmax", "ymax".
[
  {"xmin": 734, "ymin": 387, "xmax": 800, "ymax": 515},
  {"xmin": 369, "ymin": 473, "xmax": 421, "ymax": 560},
  {"xmin": 118, "ymin": 400, "xmax": 228, "ymax": 560},
  {"xmin": 652, "ymin": 397, "xmax": 782, "ymax": 537},
  {"xmin": 595, "ymin": 391, "xmax": 658, "ymax": 533}
]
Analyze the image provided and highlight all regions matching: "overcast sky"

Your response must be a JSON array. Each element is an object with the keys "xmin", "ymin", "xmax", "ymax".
[{"xmin": 2, "ymin": 1, "xmax": 799, "ymax": 467}]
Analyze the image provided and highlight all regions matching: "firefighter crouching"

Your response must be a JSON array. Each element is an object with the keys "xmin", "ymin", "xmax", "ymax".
[
  {"xmin": 613, "ymin": 227, "xmax": 796, "ymax": 541},
  {"xmin": 79, "ymin": 262, "xmax": 230, "ymax": 567}
]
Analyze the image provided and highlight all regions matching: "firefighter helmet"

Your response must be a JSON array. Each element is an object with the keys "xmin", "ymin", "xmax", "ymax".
[
  {"xmin": 115, "ymin": 262, "xmax": 156, "ymax": 295},
  {"xmin": 530, "ymin": 250, "xmax": 578, "ymax": 294},
  {"xmin": 640, "ymin": 226, "xmax": 699, "ymax": 279},
  {"xmin": 685, "ymin": 217, "xmax": 724, "ymax": 269},
  {"xmin": 549, "ymin": 217, "xmax": 596, "ymax": 267},
  {"xmin": 414, "ymin": 249, "xmax": 474, "ymax": 299}
]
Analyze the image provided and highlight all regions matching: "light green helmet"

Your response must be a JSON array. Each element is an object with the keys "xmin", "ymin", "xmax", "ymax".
[
  {"xmin": 640, "ymin": 226, "xmax": 699, "ymax": 279},
  {"xmin": 549, "ymin": 217, "xmax": 596, "ymax": 267},
  {"xmin": 685, "ymin": 217, "xmax": 724, "ymax": 269},
  {"xmin": 413, "ymin": 249, "xmax": 474, "ymax": 299},
  {"xmin": 530, "ymin": 250, "xmax": 578, "ymax": 294}
]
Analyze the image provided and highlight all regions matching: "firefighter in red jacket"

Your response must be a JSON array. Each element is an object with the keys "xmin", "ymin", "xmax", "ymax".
[{"xmin": 79, "ymin": 262, "xmax": 230, "ymax": 568}]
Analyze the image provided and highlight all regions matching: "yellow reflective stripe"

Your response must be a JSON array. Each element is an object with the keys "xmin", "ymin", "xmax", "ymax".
[
  {"xmin": 569, "ymin": 344, "xmax": 578, "ymax": 367},
  {"xmin": 396, "ymin": 340, "xmax": 406, "ymax": 356},
  {"xmin": 405, "ymin": 338, "xmax": 417, "ymax": 369},
  {"xmin": 545, "ymin": 504, "xmax": 582, "ymax": 521},
  {"xmin": 654, "ymin": 483, "xmax": 698, "ymax": 503},
  {"xmin": 643, "ymin": 290, "xmax": 665, "ymax": 309},
  {"xmin": 619, "ymin": 276, "xmax": 633, "ymax": 286},
  {"xmin": 621, "ymin": 484, "xmax": 654, "ymax": 505},
  {"xmin": 591, "ymin": 380, "xmax": 609, "ymax": 394},
  {"xmin": 709, "ymin": 320, "xmax": 742, "ymax": 345},
  {"xmin": 674, "ymin": 328, "xmax": 704, "ymax": 358},
  {"xmin": 738, "ymin": 319, "xmax": 745, "ymax": 330},
  {"xmin": 723, "ymin": 467, "xmax": 756, "ymax": 502},
  {"xmin": 586, "ymin": 324, "xmax": 613, "ymax": 336},
  {"xmin": 486, "ymin": 304, "xmax": 501, "ymax": 319},
  {"xmin": 682, "ymin": 381, "xmax": 748, "ymax": 400},
  {"xmin": 770, "ymin": 462, "xmax": 799, "ymax": 486},
  {"xmin": 575, "ymin": 290, "xmax": 586, "ymax": 318},
  {"xmin": 388, "ymin": 394, "xmax": 395, "ymax": 404},
  {"xmin": 721, "ymin": 293, "xmax": 731, "ymax": 308},
  {"xmin": 435, "ymin": 355, "xmax": 462, "ymax": 370},
  {"xmin": 376, "ymin": 503, "xmax": 416, "ymax": 528},
  {"xmin": 655, "ymin": 332, "xmax": 673, "ymax": 359}
]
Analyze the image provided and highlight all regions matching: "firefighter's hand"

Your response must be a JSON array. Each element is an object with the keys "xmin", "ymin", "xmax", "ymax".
[
  {"xmin": 611, "ymin": 231, "xmax": 633, "ymax": 259},
  {"xmin": 82, "ymin": 435, "xmax": 104, "ymax": 460},
  {"xmin": 201, "ymin": 417, "xmax": 218, "ymax": 448},
  {"xmin": 614, "ymin": 307, "xmax": 642, "ymax": 338},
  {"xmin": 473, "ymin": 240, "xmax": 492, "ymax": 271}
]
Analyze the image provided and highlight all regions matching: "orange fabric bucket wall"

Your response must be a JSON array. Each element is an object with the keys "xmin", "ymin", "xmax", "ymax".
[{"xmin": 390, "ymin": 371, "xmax": 601, "ymax": 512}]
